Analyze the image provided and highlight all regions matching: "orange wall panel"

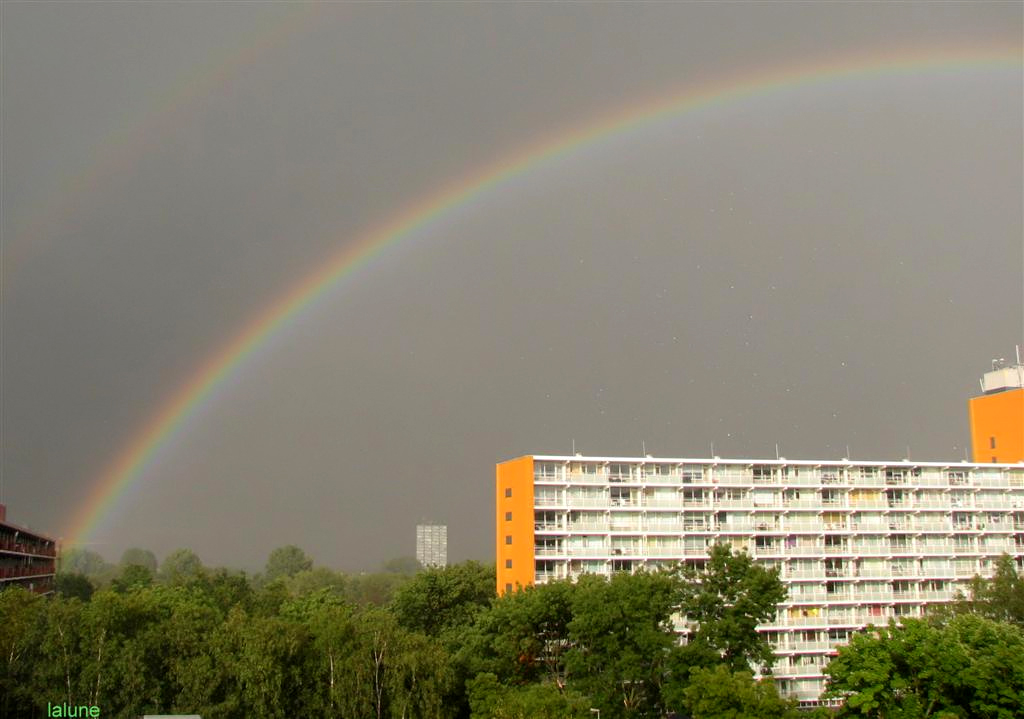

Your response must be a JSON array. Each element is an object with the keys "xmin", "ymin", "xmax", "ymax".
[
  {"xmin": 969, "ymin": 388, "xmax": 1024, "ymax": 463},
  {"xmin": 495, "ymin": 456, "xmax": 535, "ymax": 595}
]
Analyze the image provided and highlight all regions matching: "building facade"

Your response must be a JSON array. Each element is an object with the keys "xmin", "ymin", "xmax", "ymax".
[
  {"xmin": 416, "ymin": 524, "xmax": 448, "ymax": 567},
  {"xmin": 0, "ymin": 503, "xmax": 57, "ymax": 594},
  {"xmin": 495, "ymin": 455, "xmax": 1024, "ymax": 702}
]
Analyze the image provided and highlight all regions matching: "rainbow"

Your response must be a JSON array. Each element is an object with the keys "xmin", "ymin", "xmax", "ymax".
[
  {"xmin": 6, "ymin": 3, "xmax": 320, "ymax": 274},
  {"xmin": 64, "ymin": 44, "xmax": 1021, "ymax": 546}
]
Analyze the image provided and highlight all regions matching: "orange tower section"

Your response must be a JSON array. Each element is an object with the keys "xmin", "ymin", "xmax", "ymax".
[
  {"xmin": 496, "ymin": 455, "xmax": 535, "ymax": 595},
  {"xmin": 969, "ymin": 358, "xmax": 1024, "ymax": 463},
  {"xmin": 970, "ymin": 389, "xmax": 1024, "ymax": 463}
]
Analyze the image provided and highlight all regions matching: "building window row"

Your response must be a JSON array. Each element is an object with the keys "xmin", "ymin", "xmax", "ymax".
[{"xmin": 533, "ymin": 461, "xmax": 1023, "ymax": 489}]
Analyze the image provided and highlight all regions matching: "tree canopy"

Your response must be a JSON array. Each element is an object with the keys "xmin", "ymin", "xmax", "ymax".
[
  {"xmin": 264, "ymin": 545, "xmax": 314, "ymax": 583},
  {"xmin": 120, "ymin": 547, "xmax": 159, "ymax": 573},
  {"xmin": 675, "ymin": 543, "xmax": 787, "ymax": 672},
  {"xmin": 825, "ymin": 614, "xmax": 1024, "ymax": 718},
  {"xmin": 160, "ymin": 548, "xmax": 205, "ymax": 584},
  {"xmin": 12, "ymin": 545, "xmax": 1022, "ymax": 718}
]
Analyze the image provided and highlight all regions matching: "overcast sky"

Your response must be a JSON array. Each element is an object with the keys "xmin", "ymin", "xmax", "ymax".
[{"xmin": 2, "ymin": 2, "xmax": 1021, "ymax": 571}]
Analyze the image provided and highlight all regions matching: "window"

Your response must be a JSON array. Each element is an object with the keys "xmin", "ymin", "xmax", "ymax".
[
  {"xmin": 505, "ymin": 511, "xmax": 512, "ymax": 521},
  {"xmin": 505, "ymin": 559, "xmax": 512, "ymax": 569},
  {"xmin": 885, "ymin": 469, "xmax": 906, "ymax": 485},
  {"xmin": 683, "ymin": 489, "xmax": 705, "ymax": 504},
  {"xmin": 505, "ymin": 488, "xmax": 512, "ymax": 498},
  {"xmin": 505, "ymin": 583, "xmax": 512, "ymax": 593},
  {"xmin": 505, "ymin": 535, "xmax": 512, "ymax": 545},
  {"xmin": 535, "ymin": 462, "xmax": 559, "ymax": 479},
  {"xmin": 681, "ymin": 465, "xmax": 703, "ymax": 483},
  {"xmin": 991, "ymin": 436, "xmax": 997, "ymax": 449},
  {"xmin": 609, "ymin": 463, "xmax": 632, "ymax": 482},
  {"xmin": 610, "ymin": 487, "xmax": 635, "ymax": 506}
]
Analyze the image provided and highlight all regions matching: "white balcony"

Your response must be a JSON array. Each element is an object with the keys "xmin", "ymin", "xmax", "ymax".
[
  {"xmin": 774, "ymin": 662, "xmax": 828, "ymax": 678},
  {"xmin": 568, "ymin": 522, "xmax": 608, "ymax": 532},
  {"xmin": 565, "ymin": 547, "xmax": 609, "ymax": 557},
  {"xmin": 783, "ymin": 521, "xmax": 825, "ymax": 531}
]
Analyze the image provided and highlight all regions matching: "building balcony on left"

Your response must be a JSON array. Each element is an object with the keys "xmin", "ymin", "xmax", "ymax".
[{"xmin": 0, "ymin": 503, "xmax": 57, "ymax": 594}]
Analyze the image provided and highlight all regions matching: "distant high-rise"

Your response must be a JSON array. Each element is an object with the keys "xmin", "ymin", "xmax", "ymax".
[
  {"xmin": 416, "ymin": 524, "xmax": 448, "ymax": 567},
  {"xmin": 969, "ymin": 351, "xmax": 1024, "ymax": 463}
]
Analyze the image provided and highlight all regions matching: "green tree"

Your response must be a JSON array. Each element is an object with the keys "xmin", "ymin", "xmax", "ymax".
[
  {"xmin": 160, "ymin": 548, "xmax": 204, "ymax": 584},
  {"xmin": 285, "ymin": 592, "xmax": 359, "ymax": 716},
  {"xmin": 391, "ymin": 560, "xmax": 495, "ymax": 637},
  {"xmin": 230, "ymin": 611, "xmax": 313, "ymax": 718},
  {"xmin": 674, "ymin": 544, "xmax": 786, "ymax": 673},
  {"xmin": 681, "ymin": 664, "xmax": 799, "ymax": 719},
  {"xmin": 382, "ymin": 555, "xmax": 423, "ymax": 575},
  {"xmin": 325, "ymin": 606, "xmax": 452, "ymax": 719},
  {"xmin": 566, "ymin": 571, "xmax": 679, "ymax": 717},
  {"xmin": 186, "ymin": 567, "xmax": 255, "ymax": 615},
  {"xmin": 160, "ymin": 588, "xmax": 231, "ymax": 716},
  {"xmin": 56, "ymin": 572, "xmax": 95, "ymax": 601},
  {"xmin": 346, "ymin": 571, "xmax": 410, "ymax": 606},
  {"xmin": 111, "ymin": 564, "xmax": 155, "ymax": 593},
  {"xmin": 264, "ymin": 545, "xmax": 314, "ymax": 583},
  {"xmin": 958, "ymin": 554, "xmax": 1024, "ymax": 626},
  {"xmin": 467, "ymin": 672, "xmax": 588, "ymax": 719},
  {"xmin": 467, "ymin": 578, "xmax": 576, "ymax": 688},
  {"xmin": 824, "ymin": 614, "xmax": 1024, "ymax": 718},
  {"xmin": 0, "ymin": 587, "xmax": 45, "ymax": 717},
  {"xmin": 59, "ymin": 547, "xmax": 113, "ymax": 578},
  {"xmin": 120, "ymin": 547, "xmax": 158, "ymax": 573},
  {"xmin": 285, "ymin": 567, "xmax": 348, "ymax": 598}
]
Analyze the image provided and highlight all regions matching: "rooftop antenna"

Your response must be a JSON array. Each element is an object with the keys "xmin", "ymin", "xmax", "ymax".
[
  {"xmin": 572, "ymin": 438, "xmax": 576, "ymax": 455},
  {"xmin": 710, "ymin": 441, "xmax": 715, "ymax": 458},
  {"xmin": 905, "ymin": 445, "xmax": 911, "ymax": 461},
  {"xmin": 845, "ymin": 445, "xmax": 851, "ymax": 460},
  {"xmin": 1016, "ymin": 345, "xmax": 1023, "ymax": 387},
  {"xmin": 642, "ymin": 440, "xmax": 647, "ymax": 456},
  {"xmin": 775, "ymin": 443, "xmax": 780, "ymax": 460}
]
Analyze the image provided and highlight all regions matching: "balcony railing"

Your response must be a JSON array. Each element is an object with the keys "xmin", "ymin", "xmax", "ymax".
[
  {"xmin": 0, "ymin": 540, "xmax": 57, "ymax": 558},
  {"xmin": 0, "ymin": 565, "xmax": 56, "ymax": 579}
]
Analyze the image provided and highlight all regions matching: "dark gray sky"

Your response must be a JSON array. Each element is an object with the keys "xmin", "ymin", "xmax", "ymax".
[{"xmin": 2, "ymin": 2, "xmax": 1021, "ymax": 571}]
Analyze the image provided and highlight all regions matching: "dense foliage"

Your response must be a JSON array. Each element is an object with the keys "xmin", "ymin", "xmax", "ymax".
[
  {"xmin": 824, "ymin": 615, "xmax": 1024, "ymax": 718},
  {"xmin": 4, "ymin": 546, "xmax": 1022, "ymax": 719}
]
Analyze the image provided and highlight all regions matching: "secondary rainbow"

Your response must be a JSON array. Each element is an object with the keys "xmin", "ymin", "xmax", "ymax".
[
  {"xmin": 64, "ymin": 44, "xmax": 1021, "ymax": 546},
  {"xmin": 6, "ymin": 3, "xmax": 319, "ymax": 274}
]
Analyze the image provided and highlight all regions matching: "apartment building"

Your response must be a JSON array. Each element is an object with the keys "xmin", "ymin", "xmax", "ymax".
[
  {"xmin": 495, "ymin": 455, "xmax": 1024, "ymax": 702},
  {"xmin": 0, "ymin": 503, "xmax": 58, "ymax": 594}
]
